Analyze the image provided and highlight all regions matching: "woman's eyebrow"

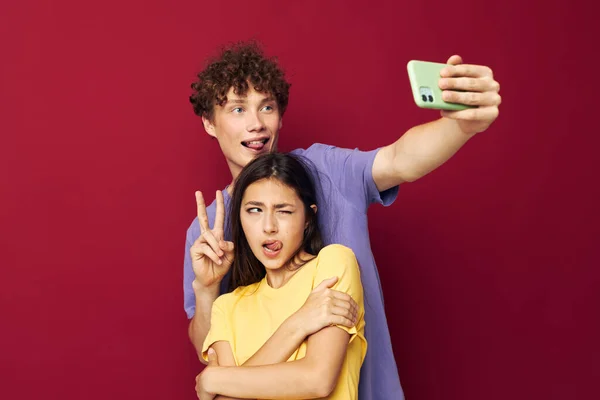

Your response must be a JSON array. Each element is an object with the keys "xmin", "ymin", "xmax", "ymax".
[{"xmin": 244, "ymin": 201, "xmax": 294, "ymax": 209}]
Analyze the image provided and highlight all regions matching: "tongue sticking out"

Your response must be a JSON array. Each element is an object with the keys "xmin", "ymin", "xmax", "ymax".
[
  {"xmin": 265, "ymin": 241, "xmax": 282, "ymax": 251},
  {"xmin": 244, "ymin": 141, "xmax": 266, "ymax": 151}
]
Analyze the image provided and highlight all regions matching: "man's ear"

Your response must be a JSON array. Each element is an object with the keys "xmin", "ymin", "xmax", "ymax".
[
  {"xmin": 202, "ymin": 115, "xmax": 217, "ymax": 138},
  {"xmin": 279, "ymin": 118, "xmax": 283, "ymax": 130}
]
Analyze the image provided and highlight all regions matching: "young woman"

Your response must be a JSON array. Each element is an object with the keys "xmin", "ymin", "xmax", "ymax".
[{"xmin": 192, "ymin": 153, "xmax": 366, "ymax": 400}]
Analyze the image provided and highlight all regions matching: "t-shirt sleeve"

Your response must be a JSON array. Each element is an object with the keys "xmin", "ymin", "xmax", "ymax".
[
  {"xmin": 312, "ymin": 244, "xmax": 365, "ymax": 341},
  {"xmin": 299, "ymin": 143, "xmax": 399, "ymax": 212},
  {"xmin": 201, "ymin": 296, "xmax": 235, "ymax": 363}
]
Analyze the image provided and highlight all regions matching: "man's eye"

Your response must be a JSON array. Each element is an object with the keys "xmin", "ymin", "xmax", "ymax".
[
  {"xmin": 279, "ymin": 210, "xmax": 292, "ymax": 214},
  {"xmin": 232, "ymin": 107, "xmax": 243, "ymax": 113},
  {"xmin": 262, "ymin": 105, "xmax": 273, "ymax": 112}
]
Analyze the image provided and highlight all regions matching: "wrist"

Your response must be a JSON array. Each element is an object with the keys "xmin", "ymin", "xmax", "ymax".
[
  {"xmin": 284, "ymin": 313, "xmax": 309, "ymax": 340},
  {"xmin": 193, "ymin": 279, "xmax": 220, "ymax": 299},
  {"xmin": 443, "ymin": 116, "xmax": 479, "ymax": 137},
  {"xmin": 202, "ymin": 366, "xmax": 227, "ymax": 395}
]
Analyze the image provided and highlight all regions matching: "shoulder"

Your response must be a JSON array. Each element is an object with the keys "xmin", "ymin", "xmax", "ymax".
[
  {"xmin": 290, "ymin": 143, "xmax": 335, "ymax": 157},
  {"xmin": 290, "ymin": 143, "xmax": 345, "ymax": 166},
  {"xmin": 312, "ymin": 245, "xmax": 362, "ymax": 296},
  {"xmin": 292, "ymin": 144, "xmax": 379, "ymax": 176},
  {"xmin": 318, "ymin": 243, "xmax": 356, "ymax": 258},
  {"xmin": 315, "ymin": 244, "xmax": 359, "ymax": 273}
]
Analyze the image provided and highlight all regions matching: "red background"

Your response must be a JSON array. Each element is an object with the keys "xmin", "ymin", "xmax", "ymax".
[{"xmin": 1, "ymin": 1, "xmax": 598, "ymax": 399}]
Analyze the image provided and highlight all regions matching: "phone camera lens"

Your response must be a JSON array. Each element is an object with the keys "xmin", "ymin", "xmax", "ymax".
[
  {"xmin": 428, "ymin": 95, "xmax": 434, "ymax": 102},
  {"xmin": 421, "ymin": 95, "xmax": 428, "ymax": 102}
]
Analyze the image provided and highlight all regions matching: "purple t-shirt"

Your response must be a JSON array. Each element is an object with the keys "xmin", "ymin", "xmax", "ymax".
[{"xmin": 183, "ymin": 143, "xmax": 404, "ymax": 400}]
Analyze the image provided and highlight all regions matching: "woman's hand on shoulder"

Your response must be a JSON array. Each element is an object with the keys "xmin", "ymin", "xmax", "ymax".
[{"xmin": 290, "ymin": 276, "xmax": 358, "ymax": 337}]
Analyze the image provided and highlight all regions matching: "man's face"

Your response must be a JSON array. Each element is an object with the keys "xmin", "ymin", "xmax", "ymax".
[{"xmin": 203, "ymin": 85, "xmax": 282, "ymax": 179}]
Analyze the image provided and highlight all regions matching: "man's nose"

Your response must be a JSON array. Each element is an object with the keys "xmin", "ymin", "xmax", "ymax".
[{"xmin": 246, "ymin": 111, "xmax": 265, "ymax": 132}]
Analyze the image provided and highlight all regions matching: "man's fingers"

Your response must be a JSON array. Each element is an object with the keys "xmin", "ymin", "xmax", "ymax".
[
  {"xmin": 207, "ymin": 347, "xmax": 219, "ymax": 366},
  {"xmin": 440, "ymin": 76, "xmax": 499, "ymax": 93},
  {"xmin": 314, "ymin": 276, "xmax": 338, "ymax": 291},
  {"xmin": 442, "ymin": 90, "xmax": 502, "ymax": 107},
  {"xmin": 440, "ymin": 63, "xmax": 493, "ymax": 78},
  {"xmin": 202, "ymin": 231, "xmax": 223, "ymax": 257},
  {"xmin": 214, "ymin": 190, "xmax": 225, "ymax": 234},
  {"xmin": 196, "ymin": 191, "xmax": 210, "ymax": 233},
  {"xmin": 445, "ymin": 54, "xmax": 463, "ymax": 66},
  {"xmin": 440, "ymin": 106, "xmax": 499, "ymax": 122},
  {"xmin": 439, "ymin": 77, "xmax": 486, "ymax": 92}
]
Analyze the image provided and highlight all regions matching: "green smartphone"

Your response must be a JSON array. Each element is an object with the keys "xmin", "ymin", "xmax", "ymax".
[{"xmin": 407, "ymin": 60, "xmax": 473, "ymax": 111}]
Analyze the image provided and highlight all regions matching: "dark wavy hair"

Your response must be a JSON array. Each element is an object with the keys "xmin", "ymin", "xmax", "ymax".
[
  {"xmin": 228, "ymin": 153, "xmax": 323, "ymax": 291},
  {"xmin": 190, "ymin": 41, "xmax": 291, "ymax": 121}
]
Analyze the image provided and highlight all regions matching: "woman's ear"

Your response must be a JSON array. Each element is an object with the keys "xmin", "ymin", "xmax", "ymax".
[{"xmin": 305, "ymin": 205, "xmax": 318, "ymax": 229}]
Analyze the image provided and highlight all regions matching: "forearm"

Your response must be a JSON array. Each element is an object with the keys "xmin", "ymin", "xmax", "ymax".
[
  {"xmin": 378, "ymin": 117, "xmax": 475, "ymax": 188},
  {"xmin": 206, "ymin": 359, "xmax": 327, "ymax": 400},
  {"xmin": 242, "ymin": 316, "xmax": 306, "ymax": 366},
  {"xmin": 188, "ymin": 283, "xmax": 219, "ymax": 363}
]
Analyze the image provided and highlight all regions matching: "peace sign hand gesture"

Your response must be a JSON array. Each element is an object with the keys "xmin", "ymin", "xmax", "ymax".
[{"xmin": 190, "ymin": 190, "xmax": 234, "ymax": 290}]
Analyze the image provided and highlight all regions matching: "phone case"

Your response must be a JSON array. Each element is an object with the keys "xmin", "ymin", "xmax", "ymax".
[{"xmin": 407, "ymin": 60, "xmax": 472, "ymax": 111}]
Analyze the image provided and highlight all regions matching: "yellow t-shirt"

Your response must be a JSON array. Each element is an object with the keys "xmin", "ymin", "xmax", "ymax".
[{"xmin": 202, "ymin": 244, "xmax": 367, "ymax": 400}]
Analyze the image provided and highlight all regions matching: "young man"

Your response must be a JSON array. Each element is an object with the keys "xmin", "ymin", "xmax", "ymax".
[{"xmin": 184, "ymin": 42, "xmax": 501, "ymax": 400}]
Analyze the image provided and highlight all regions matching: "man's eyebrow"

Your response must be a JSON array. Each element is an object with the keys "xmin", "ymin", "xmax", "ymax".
[{"xmin": 225, "ymin": 96, "xmax": 275, "ymax": 105}]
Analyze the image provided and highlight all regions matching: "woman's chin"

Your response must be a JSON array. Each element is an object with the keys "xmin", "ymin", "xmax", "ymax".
[{"xmin": 262, "ymin": 260, "xmax": 286, "ymax": 271}]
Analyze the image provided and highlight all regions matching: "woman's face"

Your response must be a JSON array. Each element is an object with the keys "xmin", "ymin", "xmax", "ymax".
[{"xmin": 240, "ymin": 178, "xmax": 311, "ymax": 271}]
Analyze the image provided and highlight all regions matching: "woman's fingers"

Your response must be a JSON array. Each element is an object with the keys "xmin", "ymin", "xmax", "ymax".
[
  {"xmin": 213, "ymin": 190, "xmax": 225, "ymax": 233},
  {"xmin": 196, "ymin": 191, "xmax": 210, "ymax": 233},
  {"xmin": 330, "ymin": 301, "xmax": 357, "ymax": 323},
  {"xmin": 202, "ymin": 230, "xmax": 223, "ymax": 258},
  {"xmin": 196, "ymin": 243, "xmax": 222, "ymax": 265},
  {"xmin": 331, "ymin": 291, "xmax": 358, "ymax": 315},
  {"xmin": 329, "ymin": 313, "xmax": 354, "ymax": 328}
]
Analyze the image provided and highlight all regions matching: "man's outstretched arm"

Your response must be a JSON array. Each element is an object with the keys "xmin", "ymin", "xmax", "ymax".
[{"xmin": 373, "ymin": 55, "xmax": 501, "ymax": 191}]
